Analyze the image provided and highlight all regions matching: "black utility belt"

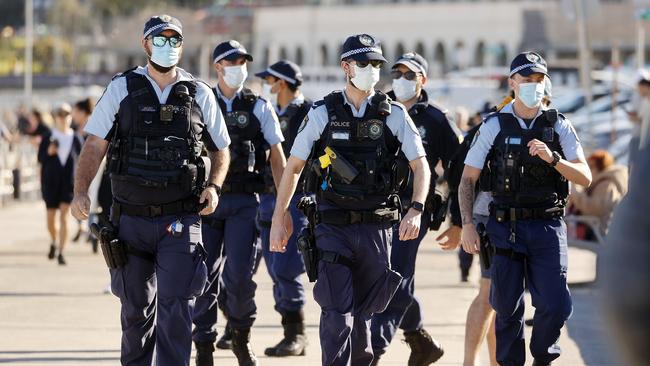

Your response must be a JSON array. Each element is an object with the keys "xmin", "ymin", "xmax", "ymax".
[
  {"xmin": 489, "ymin": 205, "xmax": 564, "ymax": 222},
  {"xmin": 114, "ymin": 198, "xmax": 200, "ymax": 218},
  {"xmin": 317, "ymin": 208, "xmax": 399, "ymax": 226},
  {"xmin": 222, "ymin": 182, "xmax": 265, "ymax": 194}
]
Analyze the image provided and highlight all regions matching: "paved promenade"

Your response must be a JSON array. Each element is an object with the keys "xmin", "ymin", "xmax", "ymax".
[{"xmin": 0, "ymin": 201, "xmax": 616, "ymax": 365}]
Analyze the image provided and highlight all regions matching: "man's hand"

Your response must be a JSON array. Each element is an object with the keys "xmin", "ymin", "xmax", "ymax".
[
  {"xmin": 71, "ymin": 193, "xmax": 91, "ymax": 220},
  {"xmin": 460, "ymin": 224, "xmax": 480, "ymax": 254},
  {"xmin": 399, "ymin": 208, "xmax": 421, "ymax": 241},
  {"xmin": 199, "ymin": 186, "xmax": 219, "ymax": 216},
  {"xmin": 527, "ymin": 139, "xmax": 553, "ymax": 164},
  {"xmin": 437, "ymin": 225, "xmax": 462, "ymax": 250},
  {"xmin": 270, "ymin": 210, "xmax": 293, "ymax": 253},
  {"xmin": 47, "ymin": 143, "xmax": 58, "ymax": 156}
]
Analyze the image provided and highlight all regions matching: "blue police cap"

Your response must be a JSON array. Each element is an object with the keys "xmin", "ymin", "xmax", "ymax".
[
  {"xmin": 254, "ymin": 60, "xmax": 303, "ymax": 86},
  {"xmin": 340, "ymin": 34, "xmax": 386, "ymax": 63},
  {"xmin": 143, "ymin": 14, "xmax": 183, "ymax": 39},
  {"xmin": 213, "ymin": 40, "xmax": 254, "ymax": 64},
  {"xmin": 510, "ymin": 51, "xmax": 548, "ymax": 77},
  {"xmin": 393, "ymin": 52, "xmax": 428, "ymax": 75}
]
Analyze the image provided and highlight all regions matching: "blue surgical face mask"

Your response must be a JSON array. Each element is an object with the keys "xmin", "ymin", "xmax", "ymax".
[
  {"xmin": 150, "ymin": 43, "xmax": 181, "ymax": 68},
  {"xmin": 517, "ymin": 82, "xmax": 545, "ymax": 108}
]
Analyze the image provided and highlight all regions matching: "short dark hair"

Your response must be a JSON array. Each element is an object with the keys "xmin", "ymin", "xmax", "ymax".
[
  {"xmin": 74, "ymin": 97, "xmax": 94, "ymax": 115},
  {"xmin": 639, "ymin": 79, "xmax": 650, "ymax": 88}
]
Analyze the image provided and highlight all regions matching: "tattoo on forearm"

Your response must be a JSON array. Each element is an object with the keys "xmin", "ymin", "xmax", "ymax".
[{"xmin": 459, "ymin": 176, "xmax": 475, "ymax": 226}]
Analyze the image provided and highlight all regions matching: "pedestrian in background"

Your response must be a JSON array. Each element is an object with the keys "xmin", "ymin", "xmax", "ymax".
[{"xmin": 38, "ymin": 104, "xmax": 82, "ymax": 265}]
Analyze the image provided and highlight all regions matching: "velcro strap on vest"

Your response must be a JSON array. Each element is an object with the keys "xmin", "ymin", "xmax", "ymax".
[
  {"xmin": 490, "ymin": 205, "xmax": 564, "ymax": 222},
  {"xmin": 115, "ymin": 198, "xmax": 200, "ymax": 217},
  {"xmin": 317, "ymin": 208, "xmax": 399, "ymax": 225},
  {"xmin": 319, "ymin": 250, "xmax": 354, "ymax": 268},
  {"xmin": 494, "ymin": 247, "xmax": 526, "ymax": 262}
]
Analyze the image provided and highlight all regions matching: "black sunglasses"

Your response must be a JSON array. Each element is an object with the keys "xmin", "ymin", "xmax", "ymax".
[
  {"xmin": 391, "ymin": 70, "xmax": 418, "ymax": 81},
  {"xmin": 354, "ymin": 60, "xmax": 384, "ymax": 69},
  {"xmin": 150, "ymin": 35, "xmax": 183, "ymax": 48}
]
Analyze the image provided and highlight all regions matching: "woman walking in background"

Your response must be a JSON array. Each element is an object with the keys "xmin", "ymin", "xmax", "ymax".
[{"xmin": 38, "ymin": 104, "xmax": 82, "ymax": 265}]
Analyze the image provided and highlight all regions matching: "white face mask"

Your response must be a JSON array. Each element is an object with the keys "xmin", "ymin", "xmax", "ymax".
[
  {"xmin": 223, "ymin": 64, "xmax": 248, "ymax": 89},
  {"xmin": 350, "ymin": 64, "xmax": 380, "ymax": 92},
  {"xmin": 517, "ymin": 82, "xmax": 545, "ymax": 108},
  {"xmin": 150, "ymin": 43, "xmax": 181, "ymax": 68},
  {"xmin": 392, "ymin": 77, "xmax": 418, "ymax": 102},
  {"xmin": 261, "ymin": 83, "xmax": 278, "ymax": 106}
]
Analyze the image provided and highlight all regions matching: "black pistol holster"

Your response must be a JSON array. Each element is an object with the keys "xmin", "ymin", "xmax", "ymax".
[
  {"xmin": 476, "ymin": 222, "xmax": 493, "ymax": 270},
  {"xmin": 296, "ymin": 196, "xmax": 354, "ymax": 282},
  {"xmin": 427, "ymin": 192, "xmax": 449, "ymax": 231},
  {"xmin": 91, "ymin": 222, "xmax": 128, "ymax": 269}
]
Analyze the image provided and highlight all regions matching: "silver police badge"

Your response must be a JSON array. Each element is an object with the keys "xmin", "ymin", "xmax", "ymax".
[
  {"xmin": 229, "ymin": 40, "xmax": 241, "ymax": 48},
  {"xmin": 368, "ymin": 123, "xmax": 382, "ymax": 139},
  {"xmin": 359, "ymin": 34, "xmax": 374, "ymax": 47},
  {"xmin": 280, "ymin": 118, "xmax": 289, "ymax": 132},
  {"xmin": 160, "ymin": 15, "xmax": 172, "ymax": 22},
  {"xmin": 526, "ymin": 53, "xmax": 540, "ymax": 63},
  {"xmin": 237, "ymin": 113, "xmax": 248, "ymax": 127}
]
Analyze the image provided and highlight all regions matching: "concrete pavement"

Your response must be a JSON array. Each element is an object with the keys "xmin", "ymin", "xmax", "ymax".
[{"xmin": 0, "ymin": 200, "xmax": 616, "ymax": 365}]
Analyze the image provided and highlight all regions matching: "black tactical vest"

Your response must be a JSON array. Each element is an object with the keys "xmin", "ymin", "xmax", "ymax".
[
  {"xmin": 263, "ymin": 99, "xmax": 313, "ymax": 194},
  {"xmin": 108, "ymin": 70, "xmax": 206, "ymax": 205},
  {"xmin": 312, "ymin": 91, "xmax": 408, "ymax": 211},
  {"xmin": 215, "ymin": 88, "xmax": 267, "ymax": 192},
  {"xmin": 479, "ymin": 110, "xmax": 569, "ymax": 209}
]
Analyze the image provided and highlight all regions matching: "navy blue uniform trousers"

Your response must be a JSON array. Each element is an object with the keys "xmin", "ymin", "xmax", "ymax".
[
  {"xmin": 258, "ymin": 193, "xmax": 307, "ymax": 314},
  {"xmin": 370, "ymin": 211, "xmax": 430, "ymax": 355},
  {"xmin": 111, "ymin": 214, "xmax": 207, "ymax": 366},
  {"xmin": 487, "ymin": 217, "xmax": 572, "ymax": 366},
  {"xmin": 314, "ymin": 220, "xmax": 402, "ymax": 366},
  {"xmin": 192, "ymin": 193, "xmax": 259, "ymax": 341}
]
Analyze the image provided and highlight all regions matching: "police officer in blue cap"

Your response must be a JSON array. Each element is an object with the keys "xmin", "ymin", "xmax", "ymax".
[
  {"xmin": 71, "ymin": 14, "xmax": 231, "ymax": 366},
  {"xmin": 459, "ymin": 52, "xmax": 592, "ymax": 366},
  {"xmin": 254, "ymin": 60, "xmax": 311, "ymax": 357},
  {"xmin": 270, "ymin": 34, "xmax": 431, "ymax": 366},
  {"xmin": 370, "ymin": 51, "xmax": 463, "ymax": 366},
  {"xmin": 191, "ymin": 40, "xmax": 285, "ymax": 366}
]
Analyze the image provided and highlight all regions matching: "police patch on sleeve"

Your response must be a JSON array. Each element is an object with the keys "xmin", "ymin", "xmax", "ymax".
[{"xmin": 297, "ymin": 115, "xmax": 309, "ymax": 133}]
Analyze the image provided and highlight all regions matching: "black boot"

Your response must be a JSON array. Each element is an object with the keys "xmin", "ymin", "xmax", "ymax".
[
  {"xmin": 264, "ymin": 311, "xmax": 308, "ymax": 357},
  {"xmin": 57, "ymin": 253, "xmax": 66, "ymax": 266},
  {"xmin": 231, "ymin": 328, "xmax": 258, "ymax": 366},
  {"xmin": 216, "ymin": 322, "xmax": 233, "ymax": 350},
  {"xmin": 532, "ymin": 360, "xmax": 552, "ymax": 366},
  {"xmin": 194, "ymin": 341, "xmax": 214, "ymax": 366},
  {"xmin": 48, "ymin": 244, "xmax": 56, "ymax": 260},
  {"xmin": 403, "ymin": 328, "xmax": 444, "ymax": 366}
]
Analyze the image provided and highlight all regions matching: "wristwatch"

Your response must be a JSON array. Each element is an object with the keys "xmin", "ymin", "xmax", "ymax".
[
  {"xmin": 206, "ymin": 183, "xmax": 222, "ymax": 197},
  {"xmin": 550, "ymin": 151, "xmax": 562, "ymax": 167},
  {"xmin": 410, "ymin": 201, "xmax": 425, "ymax": 213}
]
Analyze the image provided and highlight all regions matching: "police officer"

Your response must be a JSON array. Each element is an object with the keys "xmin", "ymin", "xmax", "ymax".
[
  {"xmin": 370, "ymin": 52, "xmax": 462, "ymax": 366},
  {"xmin": 270, "ymin": 34, "xmax": 431, "ymax": 366},
  {"xmin": 71, "ymin": 15, "xmax": 230, "ymax": 366},
  {"xmin": 191, "ymin": 40, "xmax": 285, "ymax": 366},
  {"xmin": 459, "ymin": 52, "xmax": 592, "ymax": 366},
  {"xmin": 254, "ymin": 60, "xmax": 311, "ymax": 357}
]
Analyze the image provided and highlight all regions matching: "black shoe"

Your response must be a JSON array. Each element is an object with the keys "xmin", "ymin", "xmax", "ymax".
[
  {"xmin": 525, "ymin": 318, "xmax": 534, "ymax": 327},
  {"xmin": 264, "ymin": 311, "xmax": 308, "ymax": 357},
  {"xmin": 91, "ymin": 238, "xmax": 99, "ymax": 254},
  {"xmin": 370, "ymin": 353, "xmax": 383, "ymax": 366},
  {"xmin": 532, "ymin": 360, "xmax": 552, "ymax": 366},
  {"xmin": 48, "ymin": 244, "xmax": 56, "ymax": 260},
  {"xmin": 403, "ymin": 328, "xmax": 444, "ymax": 366},
  {"xmin": 231, "ymin": 328, "xmax": 258, "ymax": 366},
  {"xmin": 57, "ymin": 253, "xmax": 66, "ymax": 265},
  {"xmin": 216, "ymin": 322, "xmax": 233, "ymax": 350},
  {"xmin": 72, "ymin": 229, "xmax": 82, "ymax": 243},
  {"xmin": 194, "ymin": 341, "xmax": 214, "ymax": 366}
]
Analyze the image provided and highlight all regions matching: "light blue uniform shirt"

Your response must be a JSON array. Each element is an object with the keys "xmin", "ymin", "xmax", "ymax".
[
  {"xmin": 465, "ymin": 101, "xmax": 585, "ymax": 169},
  {"xmin": 214, "ymin": 85, "xmax": 284, "ymax": 146},
  {"xmin": 85, "ymin": 66, "xmax": 230, "ymax": 150},
  {"xmin": 290, "ymin": 90, "xmax": 426, "ymax": 161}
]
